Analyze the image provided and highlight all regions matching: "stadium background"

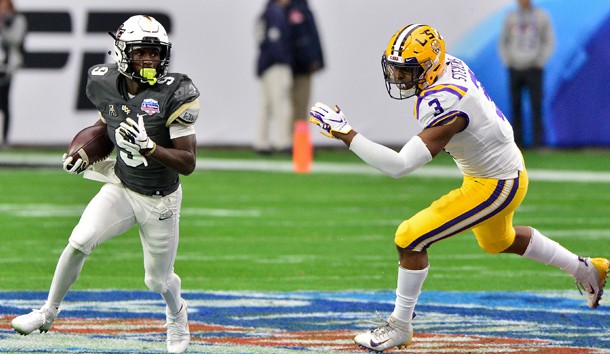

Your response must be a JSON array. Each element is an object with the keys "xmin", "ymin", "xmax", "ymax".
[
  {"xmin": 2, "ymin": 0, "xmax": 609, "ymax": 352},
  {"xmin": 8, "ymin": 0, "xmax": 610, "ymax": 148}
]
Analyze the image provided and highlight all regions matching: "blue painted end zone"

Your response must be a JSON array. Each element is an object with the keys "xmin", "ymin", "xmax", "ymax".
[{"xmin": 1, "ymin": 290, "xmax": 608, "ymax": 353}]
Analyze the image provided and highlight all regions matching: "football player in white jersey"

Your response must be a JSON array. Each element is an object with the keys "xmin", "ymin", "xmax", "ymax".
[
  {"xmin": 11, "ymin": 15, "xmax": 199, "ymax": 353},
  {"xmin": 309, "ymin": 24, "xmax": 608, "ymax": 352}
]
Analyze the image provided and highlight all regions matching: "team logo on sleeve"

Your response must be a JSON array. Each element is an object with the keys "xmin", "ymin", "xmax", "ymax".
[
  {"xmin": 141, "ymin": 98, "xmax": 160, "ymax": 116},
  {"xmin": 180, "ymin": 111, "xmax": 197, "ymax": 123},
  {"xmin": 108, "ymin": 105, "xmax": 118, "ymax": 117}
]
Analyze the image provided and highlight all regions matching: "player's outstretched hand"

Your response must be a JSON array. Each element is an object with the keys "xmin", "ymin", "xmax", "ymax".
[
  {"xmin": 62, "ymin": 153, "xmax": 88, "ymax": 175},
  {"xmin": 309, "ymin": 102, "xmax": 352, "ymax": 138}
]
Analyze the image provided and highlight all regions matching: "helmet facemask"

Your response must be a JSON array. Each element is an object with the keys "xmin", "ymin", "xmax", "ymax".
[
  {"xmin": 124, "ymin": 42, "xmax": 170, "ymax": 85},
  {"xmin": 381, "ymin": 55, "xmax": 425, "ymax": 100},
  {"xmin": 382, "ymin": 24, "xmax": 446, "ymax": 100},
  {"xmin": 110, "ymin": 16, "xmax": 171, "ymax": 85}
]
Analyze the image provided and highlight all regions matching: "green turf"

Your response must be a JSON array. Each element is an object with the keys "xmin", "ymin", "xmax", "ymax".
[
  {"xmin": 4, "ymin": 145, "xmax": 610, "ymax": 169},
  {"xmin": 0, "ymin": 148, "xmax": 609, "ymax": 293},
  {"xmin": 202, "ymin": 145, "xmax": 610, "ymax": 171}
]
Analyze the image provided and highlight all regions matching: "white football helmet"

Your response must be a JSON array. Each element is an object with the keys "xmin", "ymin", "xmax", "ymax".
[{"xmin": 110, "ymin": 15, "xmax": 171, "ymax": 85}]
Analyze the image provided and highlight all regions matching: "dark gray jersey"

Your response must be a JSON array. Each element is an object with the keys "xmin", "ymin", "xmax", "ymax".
[{"xmin": 86, "ymin": 64, "xmax": 200, "ymax": 196}]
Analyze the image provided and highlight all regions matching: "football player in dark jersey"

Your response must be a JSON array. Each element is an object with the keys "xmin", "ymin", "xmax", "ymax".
[{"xmin": 11, "ymin": 15, "xmax": 199, "ymax": 353}]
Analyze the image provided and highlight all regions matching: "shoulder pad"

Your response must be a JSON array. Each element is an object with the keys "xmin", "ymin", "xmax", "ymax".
[
  {"xmin": 174, "ymin": 99, "xmax": 200, "ymax": 125},
  {"xmin": 173, "ymin": 76, "xmax": 200, "ymax": 104},
  {"xmin": 88, "ymin": 64, "xmax": 117, "ymax": 78},
  {"xmin": 415, "ymin": 84, "xmax": 467, "ymax": 127}
]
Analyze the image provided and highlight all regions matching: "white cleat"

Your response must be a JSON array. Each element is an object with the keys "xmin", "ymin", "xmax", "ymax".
[
  {"xmin": 575, "ymin": 257, "xmax": 609, "ymax": 308},
  {"xmin": 354, "ymin": 315, "xmax": 413, "ymax": 352},
  {"xmin": 165, "ymin": 300, "xmax": 190, "ymax": 353},
  {"xmin": 11, "ymin": 306, "xmax": 59, "ymax": 335}
]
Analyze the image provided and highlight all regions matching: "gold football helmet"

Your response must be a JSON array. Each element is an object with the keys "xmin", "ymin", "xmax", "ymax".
[{"xmin": 381, "ymin": 24, "xmax": 446, "ymax": 99}]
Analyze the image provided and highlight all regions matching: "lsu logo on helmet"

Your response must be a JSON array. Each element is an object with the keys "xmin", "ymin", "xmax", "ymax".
[{"xmin": 381, "ymin": 24, "xmax": 446, "ymax": 99}]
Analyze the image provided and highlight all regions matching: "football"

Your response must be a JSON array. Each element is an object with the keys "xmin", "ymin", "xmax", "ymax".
[{"xmin": 66, "ymin": 124, "xmax": 114, "ymax": 165}]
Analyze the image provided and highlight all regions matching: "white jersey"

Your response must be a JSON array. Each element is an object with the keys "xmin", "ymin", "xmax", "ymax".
[{"xmin": 414, "ymin": 54, "xmax": 523, "ymax": 179}]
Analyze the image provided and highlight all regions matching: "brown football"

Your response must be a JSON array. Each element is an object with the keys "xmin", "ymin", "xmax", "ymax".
[{"xmin": 66, "ymin": 124, "xmax": 114, "ymax": 165}]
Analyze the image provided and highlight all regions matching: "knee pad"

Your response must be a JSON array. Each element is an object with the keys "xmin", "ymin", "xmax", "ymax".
[
  {"xmin": 144, "ymin": 275, "xmax": 165, "ymax": 293},
  {"xmin": 477, "ymin": 238, "xmax": 511, "ymax": 254},
  {"xmin": 479, "ymin": 243, "xmax": 501, "ymax": 254},
  {"xmin": 68, "ymin": 224, "xmax": 100, "ymax": 255},
  {"xmin": 475, "ymin": 228, "xmax": 516, "ymax": 254},
  {"xmin": 394, "ymin": 220, "xmax": 412, "ymax": 249},
  {"xmin": 145, "ymin": 273, "xmax": 181, "ymax": 294}
]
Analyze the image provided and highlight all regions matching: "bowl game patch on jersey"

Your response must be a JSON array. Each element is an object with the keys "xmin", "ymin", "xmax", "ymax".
[{"xmin": 141, "ymin": 98, "xmax": 160, "ymax": 116}]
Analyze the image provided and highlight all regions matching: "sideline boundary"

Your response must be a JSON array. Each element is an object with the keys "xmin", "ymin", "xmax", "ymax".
[{"xmin": 1, "ymin": 154, "xmax": 610, "ymax": 183}]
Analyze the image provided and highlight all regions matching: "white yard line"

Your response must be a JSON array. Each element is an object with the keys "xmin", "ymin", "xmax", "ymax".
[
  {"xmin": 197, "ymin": 158, "xmax": 610, "ymax": 183},
  {"xmin": 1, "ymin": 154, "xmax": 609, "ymax": 183}
]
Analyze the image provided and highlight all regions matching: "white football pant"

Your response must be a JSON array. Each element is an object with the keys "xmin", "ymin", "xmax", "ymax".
[{"xmin": 69, "ymin": 182, "xmax": 183, "ymax": 305}]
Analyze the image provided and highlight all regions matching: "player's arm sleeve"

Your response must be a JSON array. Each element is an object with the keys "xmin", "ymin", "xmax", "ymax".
[
  {"xmin": 349, "ymin": 133, "xmax": 432, "ymax": 179},
  {"xmin": 167, "ymin": 98, "xmax": 200, "ymax": 126},
  {"xmin": 169, "ymin": 122, "xmax": 196, "ymax": 140},
  {"xmin": 168, "ymin": 98, "xmax": 200, "ymax": 139}
]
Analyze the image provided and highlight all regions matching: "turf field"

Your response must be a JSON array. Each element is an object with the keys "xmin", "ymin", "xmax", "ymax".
[
  {"xmin": 1, "ymin": 148, "xmax": 609, "ymax": 291},
  {"xmin": 1, "ymin": 148, "xmax": 609, "ymax": 352}
]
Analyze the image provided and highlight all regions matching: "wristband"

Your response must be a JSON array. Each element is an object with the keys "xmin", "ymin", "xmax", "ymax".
[{"xmin": 144, "ymin": 141, "xmax": 157, "ymax": 156}]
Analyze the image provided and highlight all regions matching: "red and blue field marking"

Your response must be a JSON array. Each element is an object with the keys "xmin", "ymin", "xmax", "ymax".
[{"xmin": 1, "ymin": 290, "xmax": 608, "ymax": 353}]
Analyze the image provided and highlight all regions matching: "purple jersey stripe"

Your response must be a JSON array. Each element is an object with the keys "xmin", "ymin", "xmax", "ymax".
[
  {"xmin": 426, "ymin": 111, "xmax": 470, "ymax": 131},
  {"xmin": 422, "ymin": 84, "xmax": 468, "ymax": 98},
  {"xmin": 427, "ymin": 111, "xmax": 461, "ymax": 128}
]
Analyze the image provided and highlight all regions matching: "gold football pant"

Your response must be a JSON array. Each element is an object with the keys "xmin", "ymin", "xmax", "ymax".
[{"xmin": 395, "ymin": 170, "xmax": 528, "ymax": 254}]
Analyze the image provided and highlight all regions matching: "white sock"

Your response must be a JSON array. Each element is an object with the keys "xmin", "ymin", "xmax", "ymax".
[
  {"xmin": 46, "ymin": 245, "xmax": 87, "ymax": 309},
  {"xmin": 522, "ymin": 228, "xmax": 580, "ymax": 276},
  {"xmin": 161, "ymin": 273, "xmax": 183, "ymax": 314},
  {"xmin": 391, "ymin": 265, "xmax": 429, "ymax": 325}
]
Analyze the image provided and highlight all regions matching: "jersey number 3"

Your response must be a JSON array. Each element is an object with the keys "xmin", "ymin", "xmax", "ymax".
[{"xmin": 429, "ymin": 98, "xmax": 445, "ymax": 117}]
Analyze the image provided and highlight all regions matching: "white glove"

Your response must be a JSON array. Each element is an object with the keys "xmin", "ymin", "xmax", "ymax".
[
  {"xmin": 114, "ymin": 127, "xmax": 149, "ymax": 167},
  {"xmin": 119, "ymin": 115, "xmax": 156, "ymax": 153},
  {"xmin": 309, "ymin": 102, "xmax": 352, "ymax": 138},
  {"xmin": 115, "ymin": 128, "xmax": 140, "ymax": 155},
  {"xmin": 62, "ymin": 153, "xmax": 88, "ymax": 175}
]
